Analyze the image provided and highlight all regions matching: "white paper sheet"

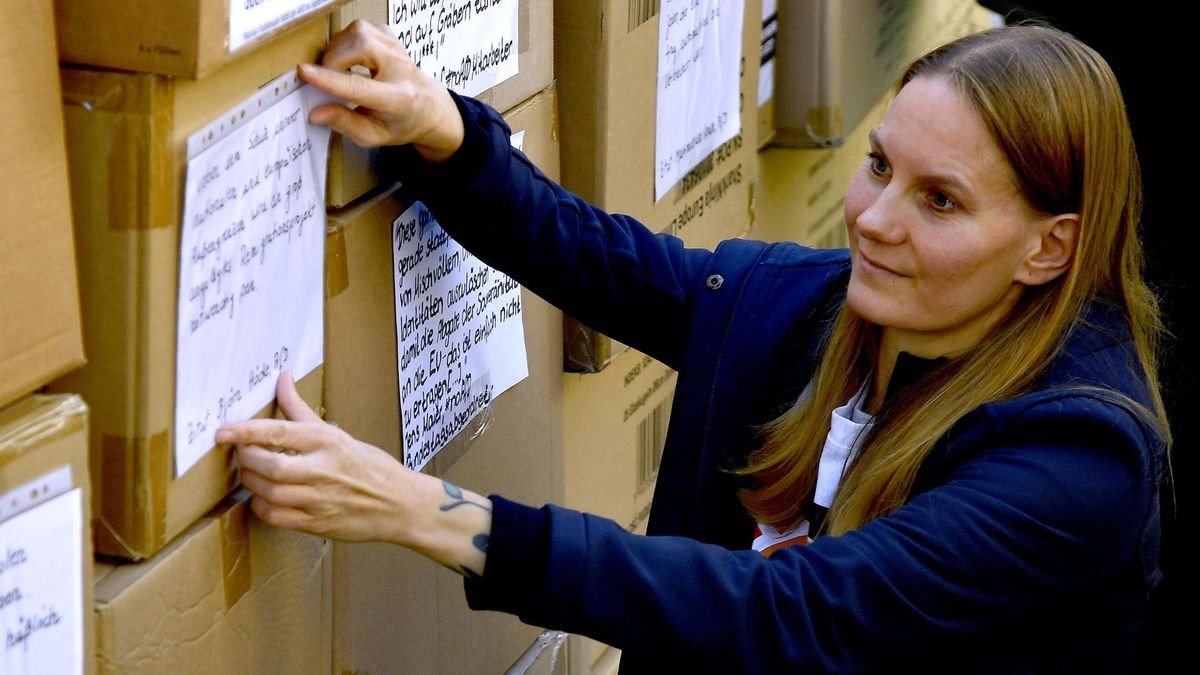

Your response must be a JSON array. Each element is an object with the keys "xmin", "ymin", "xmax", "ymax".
[
  {"xmin": 229, "ymin": 0, "xmax": 337, "ymax": 52},
  {"xmin": 392, "ymin": 194, "xmax": 528, "ymax": 471},
  {"xmin": 387, "ymin": 0, "xmax": 519, "ymax": 97},
  {"xmin": 759, "ymin": 0, "xmax": 777, "ymax": 106},
  {"xmin": 655, "ymin": 0, "xmax": 744, "ymax": 200},
  {"xmin": 1, "ymin": 486, "xmax": 83, "ymax": 675},
  {"xmin": 175, "ymin": 72, "xmax": 333, "ymax": 476}
]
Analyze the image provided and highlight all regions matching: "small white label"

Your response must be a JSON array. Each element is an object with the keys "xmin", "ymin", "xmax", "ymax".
[
  {"xmin": 1, "ymin": 487, "xmax": 84, "ymax": 675},
  {"xmin": 229, "ymin": 0, "xmax": 336, "ymax": 52}
]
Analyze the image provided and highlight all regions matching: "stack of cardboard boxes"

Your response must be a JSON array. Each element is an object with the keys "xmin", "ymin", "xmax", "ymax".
[
  {"xmin": 2, "ymin": 3, "xmax": 93, "ymax": 673},
  {"xmin": 46, "ymin": 1, "xmax": 349, "ymax": 672},
  {"xmin": 3, "ymin": 0, "xmax": 1001, "ymax": 672}
]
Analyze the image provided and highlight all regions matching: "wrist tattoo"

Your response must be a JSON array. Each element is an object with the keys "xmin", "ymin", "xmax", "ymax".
[
  {"xmin": 473, "ymin": 533, "xmax": 489, "ymax": 554},
  {"xmin": 439, "ymin": 481, "xmax": 492, "ymax": 513}
]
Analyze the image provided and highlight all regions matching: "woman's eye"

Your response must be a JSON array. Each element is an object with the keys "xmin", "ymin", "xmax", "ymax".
[
  {"xmin": 867, "ymin": 152, "xmax": 889, "ymax": 176},
  {"xmin": 929, "ymin": 191, "xmax": 957, "ymax": 211}
]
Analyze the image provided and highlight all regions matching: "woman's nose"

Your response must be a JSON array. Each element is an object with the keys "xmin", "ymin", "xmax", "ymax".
[{"xmin": 854, "ymin": 187, "xmax": 907, "ymax": 245}]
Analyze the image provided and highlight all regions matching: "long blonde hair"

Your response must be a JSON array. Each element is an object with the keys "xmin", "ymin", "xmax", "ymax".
[{"xmin": 739, "ymin": 25, "xmax": 1169, "ymax": 535}]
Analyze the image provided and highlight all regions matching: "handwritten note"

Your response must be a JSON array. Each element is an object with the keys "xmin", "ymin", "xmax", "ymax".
[
  {"xmin": 229, "ymin": 0, "xmax": 337, "ymax": 52},
  {"xmin": 655, "ymin": 0, "xmax": 744, "ymax": 200},
  {"xmin": 175, "ymin": 72, "xmax": 333, "ymax": 476},
  {"xmin": 1, "ymin": 473, "xmax": 83, "ymax": 675},
  {"xmin": 392, "ymin": 155, "xmax": 528, "ymax": 470},
  {"xmin": 387, "ymin": 0, "xmax": 519, "ymax": 97}
]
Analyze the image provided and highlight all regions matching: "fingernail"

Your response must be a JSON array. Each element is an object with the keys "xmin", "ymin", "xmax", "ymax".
[{"xmin": 215, "ymin": 429, "xmax": 231, "ymax": 443}]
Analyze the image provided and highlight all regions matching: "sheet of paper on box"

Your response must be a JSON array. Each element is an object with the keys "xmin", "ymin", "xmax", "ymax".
[
  {"xmin": 174, "ymin": 72, "xmax": 333, "ymax": 476},
  {"xmin": 760, "ymin": 0, "xmax": 777, "ymax": 106},
  {"xmin": 392, "ymin": 132, "xmax": 529, "ymax": 471},
  {"xmin": 388, "ymin": 0, "xmax": 519, "ymax": 97},
  {"xmin": 655, "ymin": 0, "xmax": 744, "ymax": 200},
  {"xmin": 229, "ymin": 0, "xmax": 337, "ymax": 52},
  {"xmin": 0, "ymin": 469, "xmax": 83, "ymax": 675}
]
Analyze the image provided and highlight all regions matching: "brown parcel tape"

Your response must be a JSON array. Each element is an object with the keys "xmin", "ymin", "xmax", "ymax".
[
  {"xmin": 52, "ymin": 16, "xmax": 329, "ymax": 561},
  {"xmin": 92, "ymin": 491, "xmax": 332, "ymax": 675},
  {"xmin": 54, "ymin": 0, "xmax": 349, "ymax": 78},
  {"xmin": 772, "ymin": 0, "xmax": 998, "ymax": 147},
  {"xmin": 0, "ymin": 0, "xmax": 85, "ymax": 409},
  {"xmin": 325, "ymin": 86, "xmax": 565, "ymax": 675},
  {"xmin": 556, "ymin": 0, "xmax": 761, "ymax": 373},
  {"xmin": 0, "ymin": 394, "xmax": 95, "ymax": 675},
  {"xmin": 325, "ymin": 0, "xmax": 554, "ymax": 208}
]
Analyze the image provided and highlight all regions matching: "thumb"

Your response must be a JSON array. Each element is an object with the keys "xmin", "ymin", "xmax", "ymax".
[{"xmin": 276, "ymin": 371, "xmax": 322, "ymax": 423}]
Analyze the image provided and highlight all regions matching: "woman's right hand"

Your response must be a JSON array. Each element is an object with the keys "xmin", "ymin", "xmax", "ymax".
[{"xmin": 299, "ymin": 20, "xmax": 465, "ymax": 163}]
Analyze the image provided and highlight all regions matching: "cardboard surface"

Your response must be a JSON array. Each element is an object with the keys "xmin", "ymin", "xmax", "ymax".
[
  {"xmin": 0, "ymin": 394, "xmax": 95, "ymax": 675},
  {"xmin": 54, "ymin": 0, "xmax": 349, "ymax": 78},
  {"xmin": 52, "ymin": 16, "xmax": 330, "ymax": 560},
  {"xmin": 325, "ymin": 86, "xmax": 565, "ymax": 674},
  {"xmin": 0, "ymin": 0, "xmax": 85, "ymax": 409},
  {"xmin": 555, "ymin": 0, "xmax": 761, "ymax": 372},
  {"xmin": 325, "ymin": 0, "xmax": 555, "ymax": 208},
  {"xmin": 92, "ymin": 492, "xmax": 332, "ymax": 675},
  {"xmin": 773, "ymin": 0, "xmax": 999, "ymax": 147}
]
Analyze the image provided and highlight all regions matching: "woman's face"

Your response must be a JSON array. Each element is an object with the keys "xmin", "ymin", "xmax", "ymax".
[{"xmin": 843, "ymin": 75, "xmax": 1048, "ymax": 358}]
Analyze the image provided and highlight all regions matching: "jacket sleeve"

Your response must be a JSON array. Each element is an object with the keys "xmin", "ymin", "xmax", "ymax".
[
  {"xmin": 464, "ymin": 395, "xmax": 1160, "ymax": 672},
  {"xmin": 384, "ymin": 93, "xmax": 714, "ymax": 370}
]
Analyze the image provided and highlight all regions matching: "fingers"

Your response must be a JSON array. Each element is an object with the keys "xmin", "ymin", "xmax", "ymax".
[
  {"xmin": 321, "ymin": 19, "xmax": 405, "ymax": 74},
  {"xmin": 236, "ymin": 442, "xmax": 312, "ymax": 483},
  {"xmin": 249, "ymin": 494, "xmax": 310, "ymax": 532},
  {"xmin": 307, "ymin": 102, "xmax": 394, "ymax": 148},
  {"xmin": 276, "ymin": 371, "xmax": 322, "ymax": 423},
  {"xmin": 298, "ymin": 62, "xmax": 400, "ymax": 112},
  {"xmin": 217, "ymin": 416, "xmax": 338, "ymax": 456}
]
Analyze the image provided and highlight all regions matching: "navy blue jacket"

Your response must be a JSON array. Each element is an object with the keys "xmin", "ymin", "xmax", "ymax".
[{"xmin": 389, "ymin": 95, "xmax": 1165, "ymax": 673}]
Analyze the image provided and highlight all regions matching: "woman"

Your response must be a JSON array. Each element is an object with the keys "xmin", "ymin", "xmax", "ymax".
[{"xmin": 217, "ymin": 22, "xmax": 1167, "ymax": 672}]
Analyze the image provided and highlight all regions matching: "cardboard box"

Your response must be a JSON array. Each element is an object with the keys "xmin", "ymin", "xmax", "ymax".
[
  {"xmin": 54, "ymin": 0, "xmax": 348, "ymax": 78},
  {"xmin": 0, "ymin": 394, "xmax": 95, "ymax": 675},
  {"xmin": 324, "ymin": 0, "xmax": 555, "ymax": 208},
  {"xmin": 758, "ymin": 0, "xmax": 778, "ymax": 149},
  {"xmin": 325, "ymin": 86, "xmax": 566, "ymax": 674},
  {"xmin": 556, "ymin": 0, "xmax": 761, "ymax": 372},
  {"xmin": 92, "ymin": 492, "xmax": 332, "ymax": 675},
  {"xmin": 1, "ymin": 0, "xmax": 85, "ymax": 409},
  {"xmin": 561, "ymin": 346, "xmax": 668, "ymax": 671},
  {"xmin": 52, "ymin": 16, "xmax": 329, "ymax": 561},
  {"xmin": 751, "ymin": 91, "xmax": 891, "ymax": 248},
  {"xmin": 774, "ymin": 0, "xmax": 1000, "ymax": 147}
]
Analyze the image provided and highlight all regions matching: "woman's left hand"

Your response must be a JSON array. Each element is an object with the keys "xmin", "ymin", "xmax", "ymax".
[
  {"xmin": 216, "ymin": 373, "xmax": 494, "ymax": 577},
  {"xmin": 216, "ymin": 371, "xmax": 414, "ymax": 543}
]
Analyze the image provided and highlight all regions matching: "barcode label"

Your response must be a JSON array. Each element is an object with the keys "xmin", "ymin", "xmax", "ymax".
[
  {"xmin": 628, "ymin": 0, "xmax": 660, "ymax": 32},
  {"xmin": 635, "ymin": 397, "xmax": 671, "ymax": 495}
]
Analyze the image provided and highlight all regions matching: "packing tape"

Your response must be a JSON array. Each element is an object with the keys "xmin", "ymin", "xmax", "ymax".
[
  {"xmin": 61, "ymin": 70, "xmax": 174, "ymax": 231},
  {"xmin": 219, "ymin": 497, "xmax": 253, "ymax": 611},
  {"xmin": 0, "ymin": 394, "xmax": 86, "ymax": 462},
  {"xmin": 97, "ymin": 430, "xmax": 170, "ymax": 560},
  {"xmin": 325, "ymin": 225, "xmax": 350, "ymax": 300}
]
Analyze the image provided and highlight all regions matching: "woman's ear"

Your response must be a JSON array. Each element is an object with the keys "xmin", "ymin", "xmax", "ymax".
[{"xmin": 1018, "ymin": 213, "xmax": 1079, "ymax": 286}]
